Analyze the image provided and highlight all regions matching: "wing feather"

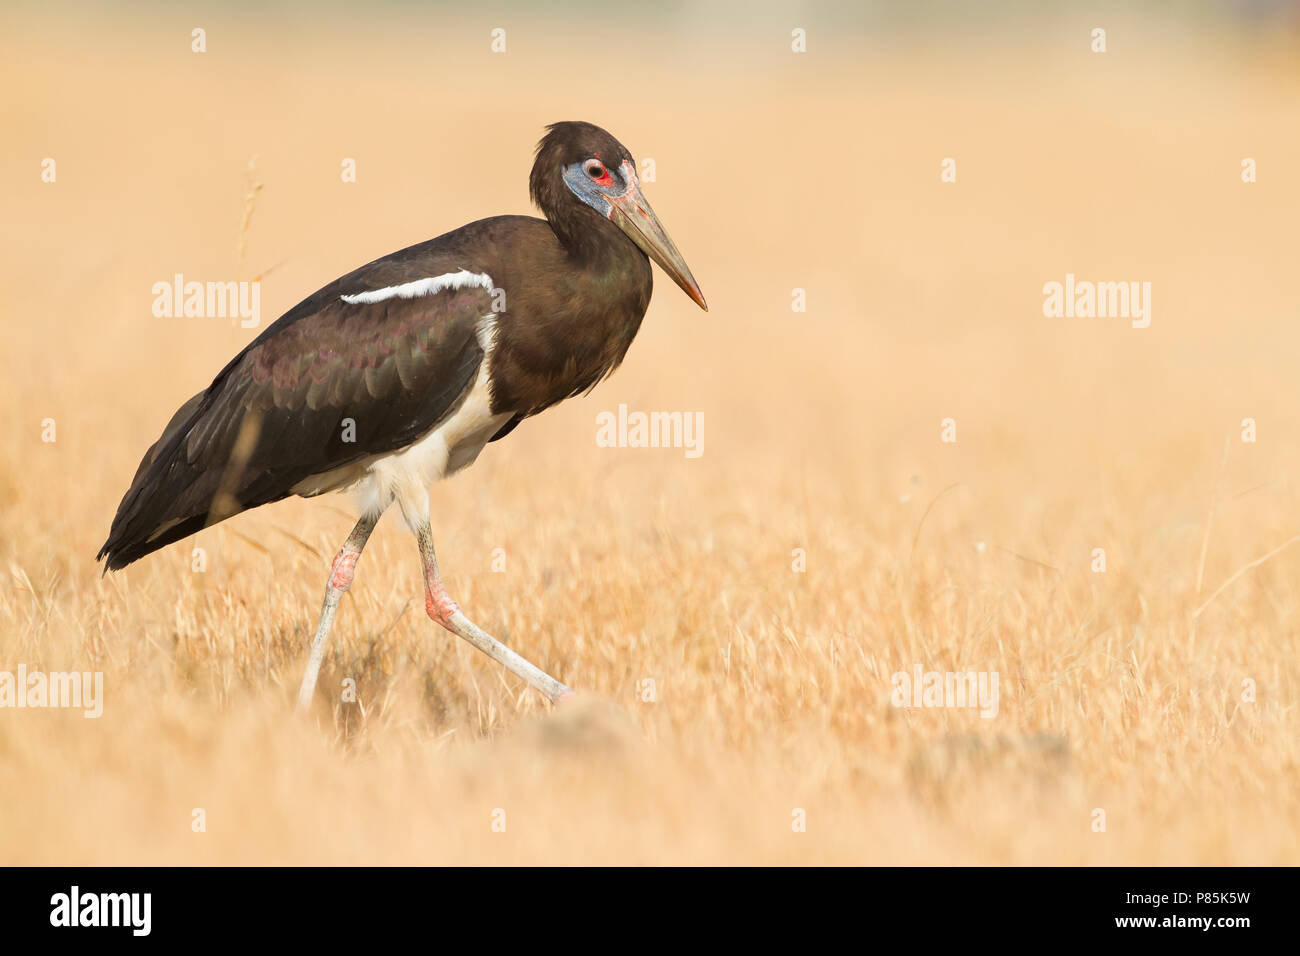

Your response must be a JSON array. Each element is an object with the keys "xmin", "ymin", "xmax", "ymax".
[{"xmin": 99, "ymin": 255, "xmax": 495, "ymax": 570}]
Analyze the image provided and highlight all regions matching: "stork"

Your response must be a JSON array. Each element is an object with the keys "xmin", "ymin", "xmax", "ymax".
[{"xmin": 98, "ymin": 121, "xmax": 707, "ymax": 709}]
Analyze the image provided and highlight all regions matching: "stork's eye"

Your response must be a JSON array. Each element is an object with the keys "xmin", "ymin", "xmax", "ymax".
[{"xmin": 584, "ymin": 159, "xmax": 607, "ymax": 180}]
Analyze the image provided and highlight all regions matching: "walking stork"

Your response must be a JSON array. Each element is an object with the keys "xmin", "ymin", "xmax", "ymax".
[{"xmin": 98, "ymin": 121, "xmax": 707, "ymax": 709}]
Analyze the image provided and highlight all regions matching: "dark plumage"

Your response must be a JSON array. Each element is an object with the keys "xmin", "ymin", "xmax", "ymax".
[{"xmin": 98, "ymin": 121, "xmax": 706, "ymax": 706}]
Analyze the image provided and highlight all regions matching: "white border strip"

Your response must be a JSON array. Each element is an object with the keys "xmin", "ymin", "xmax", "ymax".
[{"xmin": 341, "ymin": 269, "xmax": 493, "ymax": 305}]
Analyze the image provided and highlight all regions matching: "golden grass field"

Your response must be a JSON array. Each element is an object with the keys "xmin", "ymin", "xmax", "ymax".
[{"xmin": 2, "ymin": 5, "xmax": 1298, "ymax": 864}]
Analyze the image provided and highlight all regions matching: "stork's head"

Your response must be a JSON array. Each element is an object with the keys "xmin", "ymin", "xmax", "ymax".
[{"xmin": 531, "ymin": 121, "xmax": 707, "ymax": 311}]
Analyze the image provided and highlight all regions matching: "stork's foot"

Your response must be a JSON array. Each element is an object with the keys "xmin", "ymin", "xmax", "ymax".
[{"xmin": 421, "ymin": 577, "xmax": 570, "ymax": 702}]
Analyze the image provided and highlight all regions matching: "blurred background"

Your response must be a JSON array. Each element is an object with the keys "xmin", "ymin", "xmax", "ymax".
[{"xmin": 1, "ymin": 1, "xmax": 1298, "ymax": 864}]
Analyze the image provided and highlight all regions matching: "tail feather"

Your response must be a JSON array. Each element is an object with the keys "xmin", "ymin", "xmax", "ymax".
[
  {"xmin": 98, "ymin": 513, "xmax": 212, "ymax": 572},
  {"xmin": 98, "ymin": 392, "xmax": 238, "ymax": 571}
]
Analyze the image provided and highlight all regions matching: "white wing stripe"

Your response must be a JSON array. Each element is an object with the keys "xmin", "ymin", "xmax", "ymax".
[{"xmin": 340, "ymin": 269, "xmax": 494, "ymax": 305}]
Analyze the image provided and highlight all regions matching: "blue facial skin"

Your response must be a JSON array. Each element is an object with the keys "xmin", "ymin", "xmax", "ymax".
[{"xmin": 561, "ymin": 160, "xmax": 631, "ymax": 218}]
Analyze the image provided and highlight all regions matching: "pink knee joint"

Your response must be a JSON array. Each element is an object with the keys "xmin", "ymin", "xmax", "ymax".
[
  {"xmin": 329, "ymin": 547, "xmax": 361, "ymax": 591},
  {"xmin": 424, "ymin": 588, "xmax": 461, "ymax": 625}
]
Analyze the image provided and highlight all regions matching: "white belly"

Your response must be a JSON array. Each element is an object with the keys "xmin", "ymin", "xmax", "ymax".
[{"xmin": 291, "ymin": 315, "xmax": 509, "ymax": 515}]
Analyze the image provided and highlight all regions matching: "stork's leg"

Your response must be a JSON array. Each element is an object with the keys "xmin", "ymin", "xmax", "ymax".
[
  {"xmin": 295, "ymin": 511, "xmax": 381, "ymax": 711},
  {"xmin": 410, "ymin": 519, "xmax": 572, "ymax": 702}
]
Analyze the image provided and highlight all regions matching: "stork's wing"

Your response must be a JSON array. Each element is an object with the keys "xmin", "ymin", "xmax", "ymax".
[{"xmin": 99, "ymin": 247, "xmax": 497, "ymax": 570}]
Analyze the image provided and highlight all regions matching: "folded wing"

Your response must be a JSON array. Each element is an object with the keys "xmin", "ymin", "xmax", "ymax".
[{"xmin": 98, "ymin": 255, "xmax": 497, "ymax": 570}]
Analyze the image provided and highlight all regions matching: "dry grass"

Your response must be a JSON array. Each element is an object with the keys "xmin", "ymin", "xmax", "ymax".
[{"xmin": 1, "ymin": 7, "xmax": 1298, "ymax": 864}]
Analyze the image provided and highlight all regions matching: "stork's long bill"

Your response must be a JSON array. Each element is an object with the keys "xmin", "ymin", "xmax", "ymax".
[{"xmin": 606, "ymin": 160, "xmax": 708, "ymax": 311}]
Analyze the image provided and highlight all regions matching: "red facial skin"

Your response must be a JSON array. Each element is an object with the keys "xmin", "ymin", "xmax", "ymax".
[{"xmin": 587, "ymin": 154, "xmax": 614, "ymax": 188}]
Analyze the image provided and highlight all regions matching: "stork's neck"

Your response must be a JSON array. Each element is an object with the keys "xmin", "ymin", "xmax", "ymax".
[
  {"xmin": 547, "ymin": 204, "xmax": 630, "ymax": 266},
  {"xmin": 485, "ymin": 214, "xmax": 652, "ymax": 419}
]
